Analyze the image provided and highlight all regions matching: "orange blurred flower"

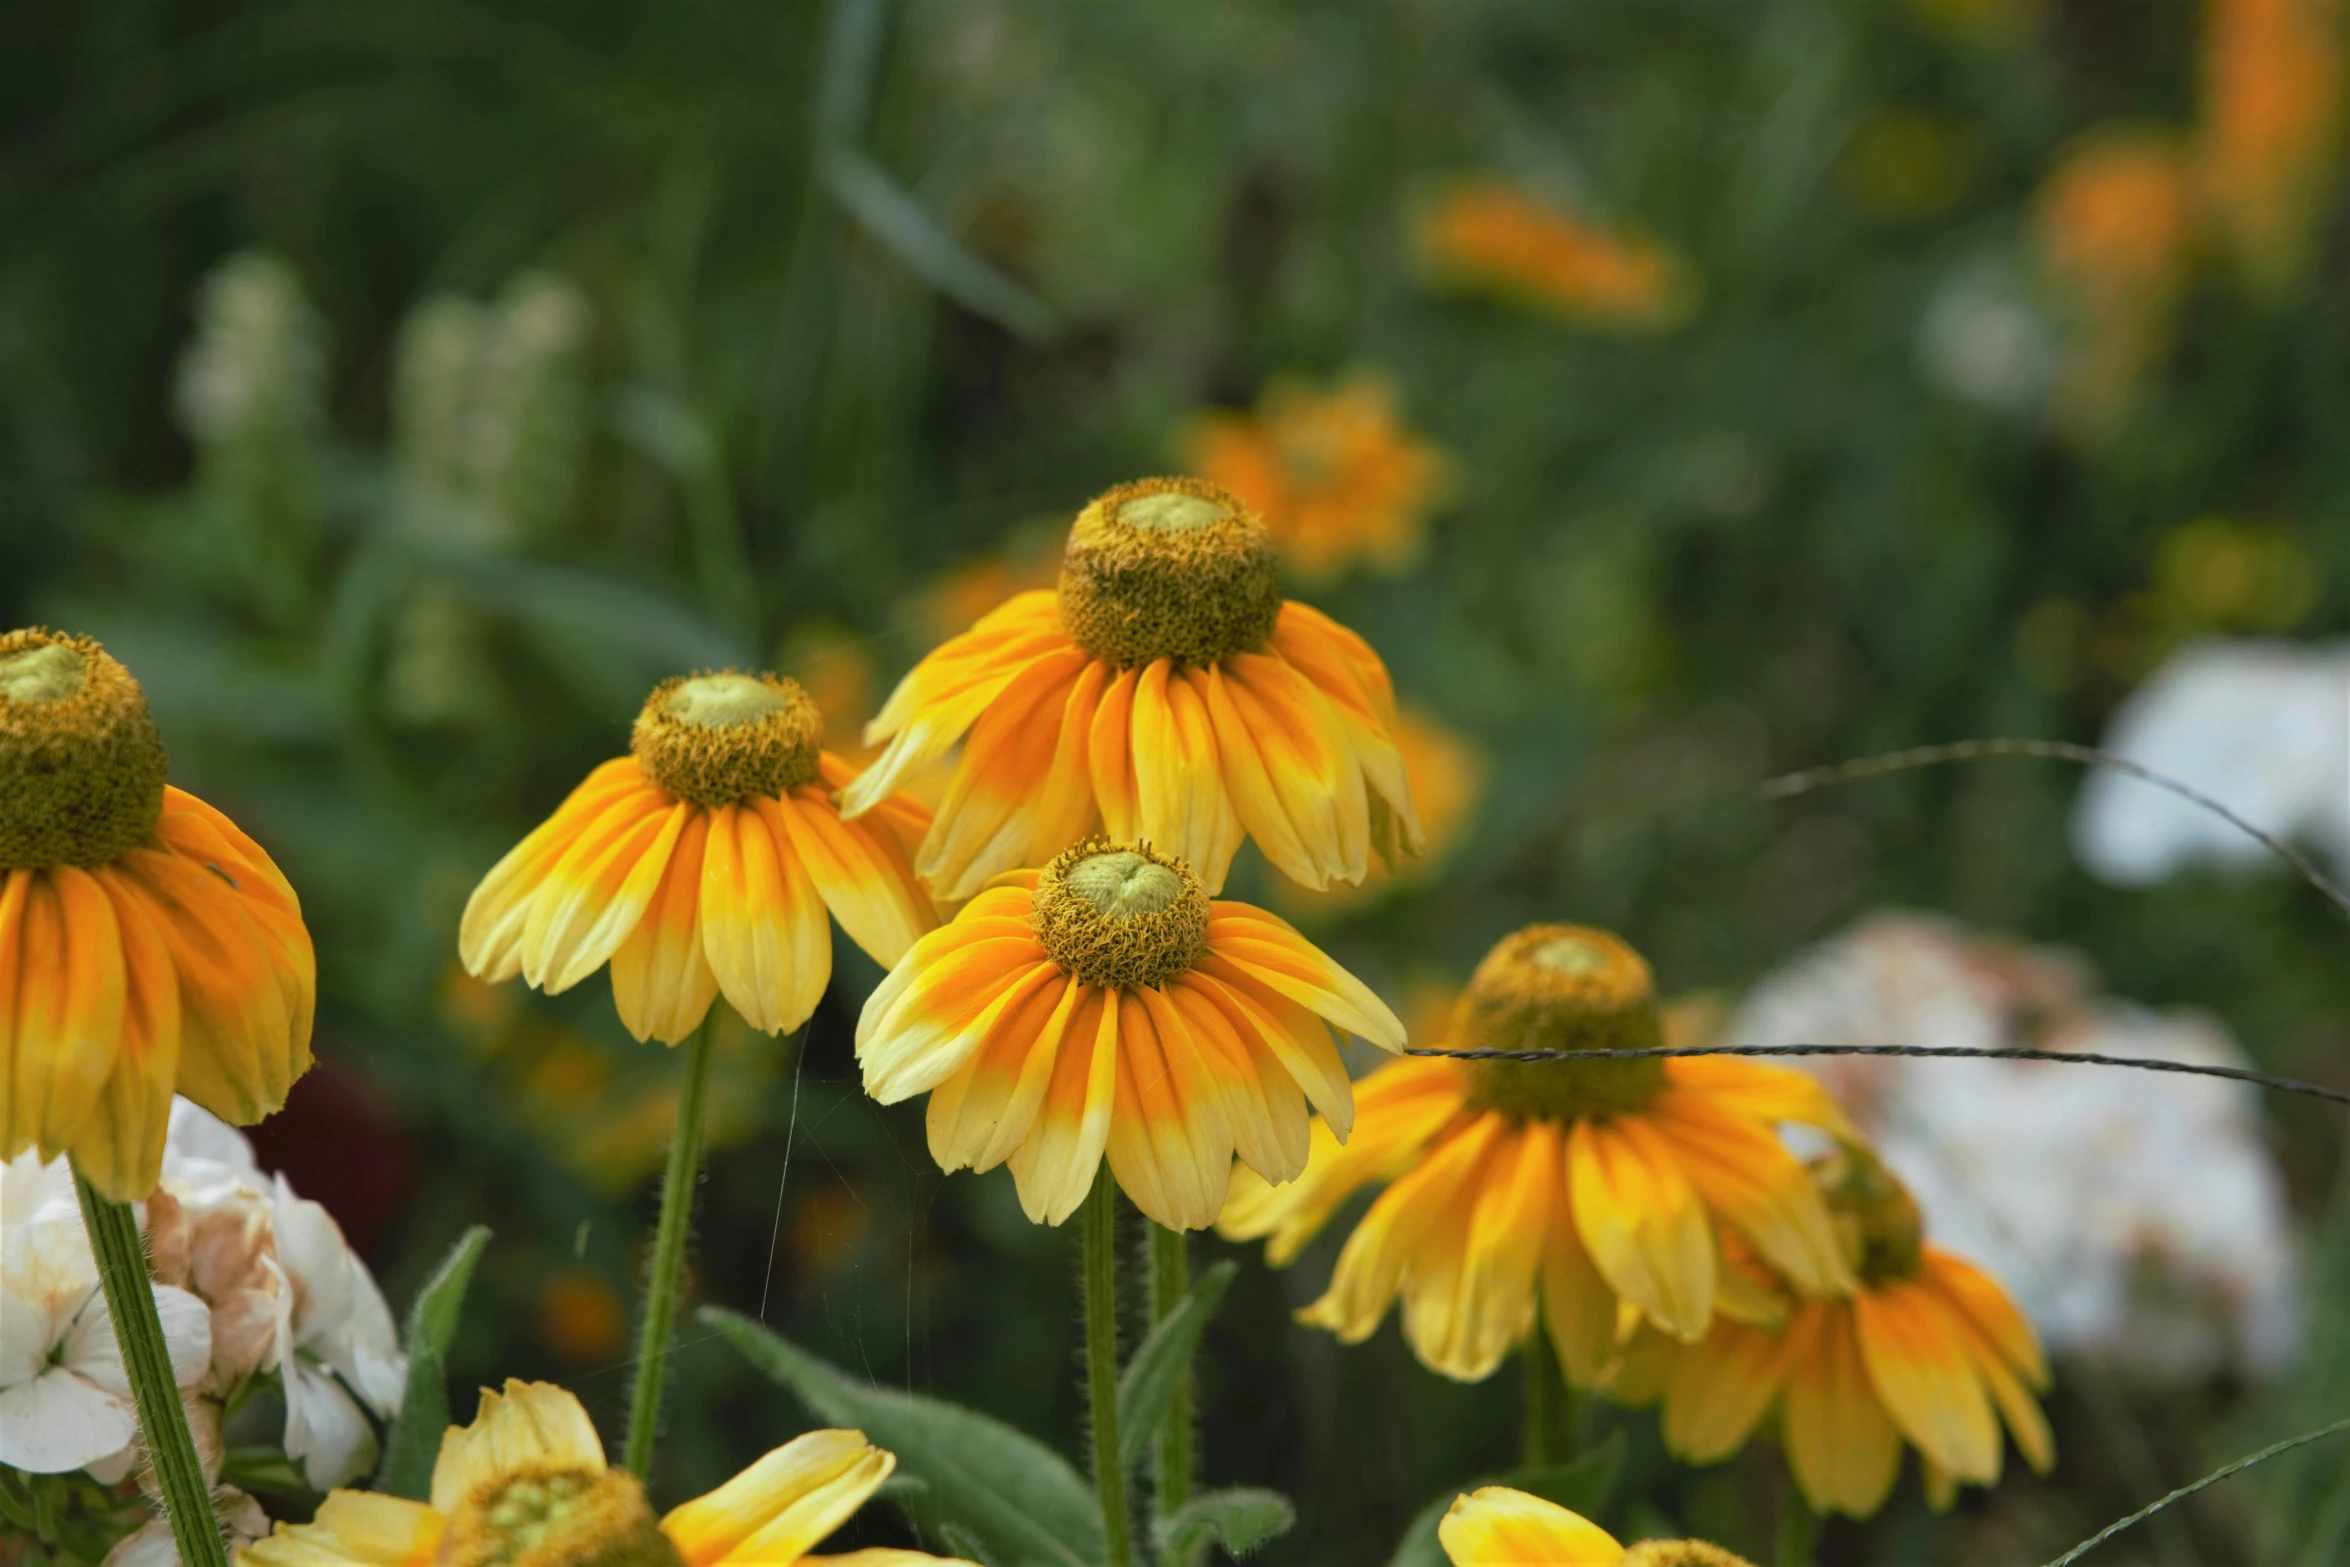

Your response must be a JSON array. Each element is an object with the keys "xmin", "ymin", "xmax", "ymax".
[
  {"xmin": 1415, "ymin": 180, "xmax": 1691, "ymax": 327},
  {"xmin": 1183, "ymin": 373, "xmax": 1447, "ymax": 583},
  {"xmin": 536, "ymin": 1268, "xmax": 628, "ymax": 1363},
  {"xmin": 2035, "ymin": 129, "xmax": 2196, "ymax": 435},
  {"xmin": 900, "ymin": 523, "xmax": 1066, "ymax": 650},
  {"xmin": 2196, "ymin": 0, "xmax": 2345, "ymax": 294}
]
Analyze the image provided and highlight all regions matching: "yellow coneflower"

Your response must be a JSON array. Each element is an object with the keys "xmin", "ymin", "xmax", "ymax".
[
  {"xmin": 1621, "ymin": 1151, "xmax": 2053, "ymax": 1518},
  {"xmin": 1182, "ymin": 372, "xmax": 1447, "ymax": 583},
  {"xmin": 1, "ymin": 628, "xmax": 314, "ymax": 1201},
  {"xmin": 240, "ymin": 1379, "xmax": 976, "ymax": 1567},
  {"xmin": 1218, "ymin": 926, "xmax": 1855, "ymax": 1386},
  {"xmin": 1439, "ymin": 1487, "xmax": 1755, "ymax": 1567},
  {"xmin": 459, "ymin": 670, "xmax": 936, "ymax": 1044},
  {"xmin": 1274, "ymin": 704, "xmax": 1486, "ymax": 919},
  {"xmin": 856, "ymin": 837, "xmax": 1404, "ymax": 1232},
  {"xmin": 840, "ymin": 478, "xmax": 1423, "ymax": 899},
  {"xmin": 2036, "ymin": 129, "xmax": 2195, "ymax": 434},
  {"xmin": 1414, "ymin": 181, "xmax": 1691, "ymax": 327},
  {"xmin": 2196, "ymin": 0, "xmax": 2344, "ymax": 294}
]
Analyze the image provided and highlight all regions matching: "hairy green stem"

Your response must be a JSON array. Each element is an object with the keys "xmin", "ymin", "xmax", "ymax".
[
  {"xmin": 72, "ymin": 1166, "xmax": 227, "ymax": 1567},
  {"xmin": 1083, "ymin": 1169, "xmax": 1136, "ymax": 1567},
  {"xmin": 623, "ymin": 1014, "xmax": 717, "ymax": 1478},
  {"xmin": 1147, "ymin": 1222, "xmax": 1194, "ymax": 1522}
]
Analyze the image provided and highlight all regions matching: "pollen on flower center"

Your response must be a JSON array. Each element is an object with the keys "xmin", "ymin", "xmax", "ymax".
[
  {"xmin": 0, "ymin": 627, "xmax": 168, "ymax": 870},
  {"xmin": 1621, "ymin": 1541, "xmax": 1762, "ymax": 1567},
  {"xmin": 441, "ymin": 1467, "xmax": 684, "ymax": 1567},
  {"xmin": 1057, "ymin": 476, "xmax": 1283, "ymax": 669},
  {"xmin": 1032, "ymin": 837, "xmax": 1211, "ymax": 988},
  {"xmin": 1457, "ymin": 923, "xmax": 1667, "ymax": 1123},
  {"xmin": 630, "ymin": 669, "xmax": 823, "ymax": 807},
  {"xmin": 1815, "ymin": 1147, "xmax": 1925, "ymax": 1286}
]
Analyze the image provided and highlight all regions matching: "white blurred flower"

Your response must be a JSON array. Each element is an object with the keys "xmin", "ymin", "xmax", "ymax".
[
  {"xmin": 1919, "ymin": 258, "xmax": 2058, "ymax": 414},
  {"xmin": 101, "ymin": 1487, "xmax": 270, "ymax": 1567},
  {"xmin": 0, "ymin": 1151, "xmax": 212, "ymax": 1475},
  {"xmin": 2074, "ymin": 638, "xmax": 2350, "ymax": 884},
  {"xmin": 148, "ymin": 1100, "xmax": 407, "ymax": 1490},
  {"xmin": 172, "ymin": 252, "xmax": 326, "ymax": 451},
  {"xmin": 1726, "ymin": 911, "xmax": 2302, "ymax": 1377}
]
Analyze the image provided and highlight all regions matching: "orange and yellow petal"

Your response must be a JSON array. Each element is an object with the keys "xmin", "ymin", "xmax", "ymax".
[
  {"xmin": 1130, "ymin": 660, "xmax": 1245, "ymax": 891},
  {"xmin": 1642, "ymin": 1089, "xmax": 1853, "ymax": 1300},
  {"xmin": 857, "ymin": 909, "xmax": 1059, "ymax": 1104},
  {"xmin": 1540, "ymin": 1192, "xmax": 1622, "ymax": 1386},
  {"xmin": 1566, "ymin": 1116, "xmax": 1715, "ymax": 1342},
  {"xmin": 1927, "ymin": 1262, "xmax": 2055, "ymax": 1477},
  {"xmin": 1657, "ymin": 1055, "xmax": 1858, "ymax": 1144},
  {"xmin": 1660, "ymin": 1320, "xmax": 1788, "ymax": 1465},
  {"xmin": 1781, "ymin": 1303, "xmax": 1903, "ymax": 1519},
  {"xmin": 1004, "ymin": 986, "xmax": 1119, "ymax": 1225},
  {"xmin": 919, "ymin": 645, "xmax": 1095, "ymax": 900},
  {"xmin": 1402, "ymin": 1117, "xmax": 1559, "ymax": 1381},
  {"xmin": 1301, "ymin": 1112, "xmax": 1507, "ymax": 1345},
  {"xmin": 429, "ymin": 1380, "xmax": 606, "ymax": 1515},
  {"xmin": 845, "ymin": 594, "xmax": 1069, "ymax": 815},
  {"xmin": 924, "ymin": 968, "xmax": 1081, "ymax": 1174},
  {"xmin": 1087, "ymin": 668, "xmax": 1144, "ymax": 844},
  {"xmin": 609, "ymin": 810, "xmax": 718, "ymax": 1045},
  {"xmin": 67, "ymin": 871, "xmax": 184, "ymax": 1200},
  {"xmin": 1104, "ymin": 987, "xmax": 1234, "ymax": 1232},
  {"xmin": 1852, "ymin": 1281, "xmax": 2002, "ymax": 1485},
  {"xmin": 0, "ymin": 866, "xmax": 125, "ymax": 1166},
  {"xmin": 1437, "ymin": 1486, "xmax": 1625, "ymax": 1566},
  {"xmin": 1920, "ymin": 1246, "xmax": 2048, "ymax": 1389},
  {"xmin": 1266, "ymin": 606, "xmax": 1423, "ymax": 863},
  {"xmin": 517, "ymin": 787, "xmax": 687, "ymax": 997},
  {"xmin": 661, "ymin": 1427, "xmax": 892, "ymax": 1567},
  {"xmin": 1201, "ymin": 905, "xmax": 1405, "ymax": 1053},
  {"xmin": 1217, "ymin": 1056, "xmax": 1464, "ymax": 1261},
  {"xmin": 700, "ymin": 801, "xmax": 830, "ymax": 1036},
  {"xmin": 778, "ymin": 785, "xmax": 936, "ymax": 969},
  {"xmin": 240, "ymin": 1489, "xmax": 445, "ymax": 1567},
  {"xmin": 1179, "ymin": 964, "xmax": 1356, "ymax": 1140},
  {"xmin": 1208, "ymin": 654, "xmax": 1368, "ymax": 889},
  {"xmin": 459, "ymin": 759, "xmax": 654, "ymax": 983}
]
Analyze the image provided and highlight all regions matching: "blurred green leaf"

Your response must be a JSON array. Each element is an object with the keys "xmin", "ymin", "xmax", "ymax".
[
  {"xmin": 1114, "ymin": 1258, "xmax": 1236, "ymax": 1477},
  {"xmin": 705, "ymin": 1306, "xmax": 1102, "ymax": 1567},
  {"xmin": 375, "ymin": 1225, "xmax": 490, "ymax": 1501},
  {"xmin": 1156, "ymin": 1487, "xmax": 1295, "ymax": 1562}
]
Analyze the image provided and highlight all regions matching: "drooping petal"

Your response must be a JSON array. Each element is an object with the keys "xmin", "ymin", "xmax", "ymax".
[
  {"xmin": 1642, "ymin": 1087, "xmax": 1853, "ymax": 1300},
  {"xmin": 1928, "ymin": 1261, "xmax": 2055, "ymax": 1476},
  {"xmin": 65, "ymin": 872, "xmax": 183, "ymax": 1200},
  {"xmin": 242, "ymin": 1489, "xmax": 445, "ymax": 1567},
  {"xmin": 0, "ymin": 868, "xmax": 123, "ymax": 1168},
  {"xmin": 700, "ymin": 802, "xmax": 830, "ymax": 1037},
  {"xmin": 920, "ymin": 646, "xmax": 1095, "ymax": 900},
  {"xmin": 1659, "ymin": 1055, "xmax": 1860, "ymax": 1143},
  {"xmin": 520, "ymin": 796, "xmax": 689, "ymax": 995},
  {"xmin": 1539, "ymin": 1190, "xmax": 1620, "ymax": 1387},
  {"xmin": 1267, "ymin": 606, "xmax": 1423, "ymax": 863},
  {"xmin": 1566, "ymin": 1116, "xmax": 1715, "ymax": 1342},
  {"xmin": 1403, "ymin": 1118, "xmax": 1556, "ymax": 1381},
  {"xmin": 844, "ymin": 595, "xmax": 1070, "ymax": 812},
  {"xmin": 1198, "ymin": 666, "xmax": 1317, "ymax": 882},
  {"xmin": 857, "ymin": 922, "xmax": 1060, "ymax": 1105},
  {"xmin": 662, "ymin": 1427, "xmax": 893, "ymax": 1567},
  {"xmin": 1436, "ymin": 1486, "xmax": 1625, "ymax": 1566},
  {"xmin": 817, "ymin": 754, "xmax": 931, "ymax": 867},
  {"xmin": 778, "ymin": 790, "xmax": 936, "ymax": 968},
  {"xmin": 1086, "ymin": 668, "xmax": 1143, "ymax": 843},
  {"xmin": 151, "ymin": 791, "xmax": 316, "ymax": 1083},
  {"xmin": 1853, "ymin": 1281, "xmax": 2002, "ymax": 1484},
  {"xmin": 429, "ymin": 1379, "xmax": 606, "ymax": 1514},
  {"xmin": 457, "ymin": 759, "xmax": 653, "ymax": 983},
  {"xmin": 925, "ymin": 971, "xmax": 1080, "ymax": 1173},
  {"xmin": 1104, "ymin": 989, "xmax": 1232, "ymax": 1232},
  {"xmin": 1201, "ymin": 907, "xmax": 1405, "ymax": 1049},
  {"xmin": 1301, "ymin": 1113, "xmax": 1505, "ymax": 1344},
  {"xmin": 1005, "ymin": 988, "xmax": 1119, "ymax": 1226},
  {"xmin": 1131, "ymin": 660, "xmax": 1243, "ymax": 891},
  {"xmin": 609, "ymin": 809, "xmax": 720, "ymax": 1045},
  {"xmin": 1211, "ymin": 654, "xmax": 1367, "ymax": 888},
  {"xmin": 1662, "ymin": 1320, "xmax": 1789, "ymax": 1465},
  {"xmin": 1921, "ymin": 1246, "xmax": 2049, "ymax": 1389},
  {"xmin": 1781, "ymin": 1303, "xmax": 1903, "ymax": 1519},
  {"xmin": 1162, "ymin": 977, "xmax": 1302, "ymax": 1185},
  {"xmin": 1182, "ymin": 963, "xmax": 1354, "ymax": 1140}
]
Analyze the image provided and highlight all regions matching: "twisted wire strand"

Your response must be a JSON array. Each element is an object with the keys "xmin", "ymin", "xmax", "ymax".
[
  {"xmin": 1402, "ymin": 1042, "xmax": 2350, "ymax": 1109},
  {"xmin": 1757, "ymin": 737, "xmax": 2350, "ymax": 920}
]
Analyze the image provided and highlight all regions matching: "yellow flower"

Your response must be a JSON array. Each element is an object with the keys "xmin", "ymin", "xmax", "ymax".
[
  {"xmin": 841, "ymin": 478, "xmax": 1424, "ymax": 899},
  {"xmin": 856, "ymin": 837, "xmax": 1405, "ymax": 1231},
  {"xmin": 0, "ymin": 628, "xmax": 315, "ymax": 1200},
  {"xmin": 239, "ymin": 1378, "xmax": 975, "ymax": 1567},
  {"xmin": 1414, "ymin": 181, "xmax": 1690, "ymax": 327},
  {"xmin": 460, "ymin": 671, "xmax": 937, "ymax": 1044},
  {"xmin": 1620, "ymin": 1152, "xmax": 2053, "ymax": 1518},
  {"xmin": 2036, "ymin": 129, "xmax": 2194, "ymax": 434},
  {"xmin": 2196, "ymin": 0, "xmax": 2345, "ymax": 294},
  {"xmin": 1439, "ymin": 1487, "xmax": 1755, "ymax": 1567},
  {"xmin": 1274, "ymin": 704, "xmax": 1486, "ymax": 918},
  {"xmin": 1218, "ymin": 926, "xmax": 1855, "ymax": 1385},
  {"xmin": 1182, "ymin": 373, "xmax": 1447, "ymax": 583}
]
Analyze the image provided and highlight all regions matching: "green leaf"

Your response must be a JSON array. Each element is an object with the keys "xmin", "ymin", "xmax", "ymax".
[
  {"xmin": 1156, "ymin": 1487, "xmax": 1295, "ymax": 1562},
  {"xmin": 374, "ymin": 1225, "xmax": 491, "ymax": 1500},
  {"xmin": 1114, "ymin": 1259, "xmax": 1237, "ymax": 1476},
  {"xmin": 219, "ymin": 1446, "xmax": 312, "ymax": 1498},
  {"xmin": 704, "ymin": 1306, "xmax": 1102, "ymax": 1567},
  {"xmin": 820, "ymin": 147, "xmax": 1059, "ymax": 342},
  {"xmin": 1385, "ymin": 1432, "xmax": 1625, "ymax": 1567}
]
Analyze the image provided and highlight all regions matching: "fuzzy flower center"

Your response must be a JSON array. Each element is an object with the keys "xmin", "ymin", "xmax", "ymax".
[
  {"xmin": 1032, "ymin": 838, "xmax": 1211, "ymax": 989},
  {"xmin": 1057, "ymin": 477, "xmax": 1283, "ymax": 669},
  {"xmin": 1456, "ymin": 924, "xmax": 1667, "ymax": 1123},
  {"xmin": 0, "ymin": 628, "xmax": 168, "ymax": 871},
  {"xmin": 1815, "ymin": 1147, "xmax": 1925, "ymax": 1287},
  {"xmin": 630, "ymin": 670, "xmax": 822, "ymax": 807},
  {"xmin": 441, "ymin": 1467, "xmax": 684, "ymax": 1567},
  {"xmin": 1621, "ymin": 1541, "xmax": 1761, "ymax": 1567}
]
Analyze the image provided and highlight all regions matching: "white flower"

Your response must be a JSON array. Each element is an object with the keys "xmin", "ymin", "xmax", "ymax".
[
  {"xmin": 0, "ymin": 1150, "xmax": 212, "ymax": 1475},
  {"xmin": 2074, "ymin": 638, "xmax": 2350, "ymax": 884},
  {"xmin": 150, "ymin": 1100, "xmax": 406, "ymax": 1491},
  {"xmin": 100, "ymin": 1486, "xmax": 270, "ymax": 1567},
  {"xmin": 1726, "ymin": 911, "xmax": 2303, "ymax": 1377}
]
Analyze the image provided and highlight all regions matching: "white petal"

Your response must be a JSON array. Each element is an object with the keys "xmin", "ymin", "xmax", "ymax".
[
  {"xmin": 283, "ymin": 1358, "xmax": 378, "ymax": 1490},
  {"xmin": 271, "ymin": 1179, "xmax": 356, "ymax": 1340},
  {"xmin": 0, "ymin": 1371, "xmax": 136, "ymax": 1473},
  {"xmin": 63, "ymin": 1283, "xmax": 211, "ymax": 1395},
  {"xmin": 164, "ymin": 1096, "xmax": 261, "ymax": 1177}
]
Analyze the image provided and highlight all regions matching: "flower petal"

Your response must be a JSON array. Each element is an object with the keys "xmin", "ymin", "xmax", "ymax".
[
  {"xmin": 925, "ymin": 970, "xmax": 1080, "ymax": 1173},
  {"xmin": 1182, "ymin": 963, "xmax": 1354, "ymax": 1141},
  {"xmin": 458, "ymin": 759, "xmax": 648, "ymax": 983},
  {"xmin": 1782, "ymin": 1302, "xmax": 1904, "ymax": 1518},
  {"xmin": 0, "ymin": 868, "xmax": 123, "ymax": 1169},
  {"xmin": 1301, "ymin": 1113, "xmax": 1504, "ymax": 1346},
  {"xmin": 521, "ymin": 795, "xmax": 689, "ymax": 995},
  {"xmin": 663, "ymin": 1427, "xmax": 892, "ymax": 1567},
  {"xmin": 1853, "ymin": 1281, "xmax": 2002, "ymax": 1484},
  {"xmin": 920, "ymin": 646, "xmax": 1095, "ymax": 900},
  {"xmin": 1402, "ymin": 1118, "xmax": 1556, "ymax": 1382},
  {"xmin": 1642, "ymin": 1088, "xmax": 1853, "ymax": 1299},
  {"xmin": 430, "ymin": 1379, "xmax": 605, "ymax": 1514},
  {"xmin": 1437, "ymin": 1486, "xmax": 1625, "ymax": 1566},
  {"xmin": 65, "ymin": 873, "xmax": 183, "ymax": 1200},
  {"xmin": 700, "ymin": 801, "xmax": 830, "ymax": 1036},
  {"xmin": 858, "ymin": 930, "xmax": 1060, "ymax": 1105},
  {"xmin": 1131, "ymin": 660, "xmax": 1243, "ymax": 892},
  {"xmin": 1201, "ymin": 908, "xmax": 1405, "ymax": 1049},
  {"xmin": 1662, "ymin": 1320, "xmax": 1789, "ymax": 1464},
  {"xmin": 1086, "ymin": 668, "xmax": 1143, "ymax": 843},
  {"xmin": 1539, "ymin": 1189, "xmax": 1619, "ymax": 1387},
  {"xmin": 845, "ymin": 598, "xmax": 1071, "ymax": 814},
  {"xmin": 609, "ymin": 809, "xmax": 719, "ymax": 1045},
  {"xmin": 243, "ymin": 1490, "xmax": 445, "ymax": 1567},
  {"xmin": 1104, "ymin": 988, "xmax": 1232, "ymax": 1231},
  {"xmin": 0, "ymin": 1370, "xmax": 135, "ymax": 1474},
  {"xmin": 780, "ymin": 790, "xmax": 937, "ymax": 968},
  {"xmin": 1213, "ymin": 654, "xmax": 1367, "ymax": 888},
  {"xmin": 1566, "ymin": 1116, "xmax": 1715, "ymax": 1342},
  {"xmin": 1006, "ymin": 986, "xmax": 1118, "ymax": 1225}
]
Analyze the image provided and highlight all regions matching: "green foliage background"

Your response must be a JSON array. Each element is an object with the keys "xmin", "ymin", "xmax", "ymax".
[{"xmin": 5, "ymin": 0, "xmax": 2347, "ymax": 1561}]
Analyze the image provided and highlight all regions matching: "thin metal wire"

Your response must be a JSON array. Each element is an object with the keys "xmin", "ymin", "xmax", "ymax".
[
  {"xmin": 2042, "ymin": 1415, "xmax": 2350, "ymax": 1567},
  {"xmin": 1403, "ymin": 1042, "xmax": 2350, "ymax": 1108},
  {"xmin": 1758, "ymin": 737, "xmax": 2350, "ymax": 920}
]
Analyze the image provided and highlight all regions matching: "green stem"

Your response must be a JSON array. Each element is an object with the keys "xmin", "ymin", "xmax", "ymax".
[
  {"xmin": 1520, "ymin": 1330, "xmax": 1554, "ymax": 1469},
  {"xmin": 1083, "ymin": 1169, "xmax": 1136, "ymax": 1567},
  {"xmin": 1147, "ymin": 1222, "xmax": 1194, "ymax": 1523},
  {"xmin": 623, "ymin": 1014, "xmax": 717, "ymax": 1478},
  {"xmin": 1776, "ymin": 1468, "xmax": 1820, "ymax": 1567},
  {"xmin": 72, "ymin": 1165, "xmax": 228, "ymax": 1567}
]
